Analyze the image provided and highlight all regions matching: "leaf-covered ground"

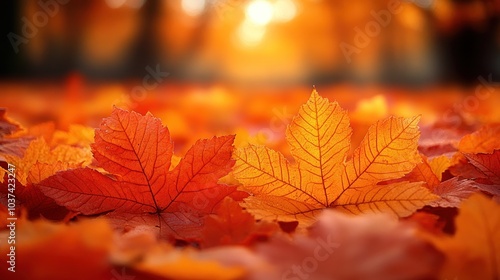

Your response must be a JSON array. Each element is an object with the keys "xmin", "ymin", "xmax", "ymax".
[{"xmin": 1, "ymin": 87, "xmax": 499, "ymax": 280}]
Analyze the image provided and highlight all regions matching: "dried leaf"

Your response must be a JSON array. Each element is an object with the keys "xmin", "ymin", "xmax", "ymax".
[
  {"xmin": 428, "ymin": 178, "xmax": 478, "ymax": 208},
  {"xmin": 404, "ymin": 155, "xmax": 447, "ymax": 188},
  {"xmin": 0, "ymin": 137, "xmax": 92, "ymax": 219},
  {"xmin": 5, "ymin": 138, "xmax": 92, "ymax": 186},
  {"xmin": 0, "ymin": 108, "xmax": 23, "ymax": 137},
  {"xmin": 0, "ymin": 109, "xmax": 33, "ymax": 163},
  {"xmin": 429, "ymin": 155, "xmax": 451, "ymax": 182},
  {"xmin": 464, "ymin": 150, "xmax": 500, "ymax": 184},
  {"xmin": 458, "ymin": 124, "xmax": 500, "ymax": 154},
  {"xmin": 202, "ymin": 197, "xmax": 278, "ymax": 248},
  {"xmin": 234, "ymin": 90, "xmax": 437, "ymax": 225},
  {"xmin": 39, "ymin": 108, "xmax": 237, "ymax": 240}
]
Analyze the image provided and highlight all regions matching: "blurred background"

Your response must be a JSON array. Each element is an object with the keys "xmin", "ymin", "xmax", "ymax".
[
  {"xmin": 0, "ymin": 0, "xmax": 499, "ymax": 152},
  {"xmin": 1, "ymin": 0, "xmax": 499, "ymax": 84}
]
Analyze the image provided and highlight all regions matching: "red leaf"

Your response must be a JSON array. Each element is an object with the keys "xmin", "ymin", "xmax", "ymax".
[
  {"xmin": 0, "ymin": 109, "xmax": 33, "ymax": 159},
  {"xmin": 428, "ymin": 178, "xmax": 479, "ymax": 208},
  {"xmin": 39, "ymin": 108, "xmax": 236, "ymax": 240},
  {"xmin": 0, "ymin": 108, "xmax": 23, "ymax": 137},
  {"xmin": 464, "ymin": 150, "xmax": 500, "ymax": 184},
  {"xmin": 201, "ymin": 197, "xmax": 278, "ymax": 248}
]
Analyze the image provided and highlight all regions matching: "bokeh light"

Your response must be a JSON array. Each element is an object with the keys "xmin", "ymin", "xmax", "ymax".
[
  {"xmin": 181, "ymin": 0, "xmax": 208, "ymax": 17},
  {"xmin": 246, "ymin": 0, "xmax": 274, "ymax": 26},
  {"xmin": 273, "ymin": 0, "xmax": 297, "ymax": 22},
  {"xmin": 237, "ymin": 20, "xmax": 267, "ymax": 46}
]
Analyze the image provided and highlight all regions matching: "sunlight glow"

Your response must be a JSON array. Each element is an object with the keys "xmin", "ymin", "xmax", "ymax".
[
  {"xmin": 273, "ymin": 0, "xmax": 297, "ymax": 22},
  {"xmin": 237, "ymin": 20, "xmax": 267, "ymax": 47},
  {"xmin": 181, "ymin": 0, "xmax": 207, "ymax": 17},
  {"xmin": 246, "ymin": 0, "xmax": 274, "ymax": 26}
]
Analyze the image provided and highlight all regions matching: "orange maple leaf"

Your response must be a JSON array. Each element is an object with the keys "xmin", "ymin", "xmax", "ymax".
[
  {"xmin": 39, "ymin": 108, "xmax": 237, "ymax": 240},
  {"xmin": 234, "ymin": 90, "xmax": 437, "ymax": 225},
  {"xmin": 0, "ymin": 137, "xmax": 92, "ymax": 219}
]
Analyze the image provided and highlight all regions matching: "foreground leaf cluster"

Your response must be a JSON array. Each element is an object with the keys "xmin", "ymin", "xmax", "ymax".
[{"xmin": 0, "ymin": 89, "xmax": 499, "ymax": 279}]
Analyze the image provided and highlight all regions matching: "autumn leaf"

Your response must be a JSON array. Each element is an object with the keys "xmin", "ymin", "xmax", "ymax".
[
  {"xmin": 404, "ymin": 155, "xmax": 450, "ymax": 188},
  {"xmin": 4, "ymin": 138, "xmax": 92, "ymax": 186},
  {"xmin": 464, "ymin": 150, "xmax": 500, "ymax": 184},
  {"xmin": 254, "ymin": 210, "xmax": 443, "ymax": 280},
  {"xmin": 458, "ymin": 124, "xmax": 500, "ymax": 154},
  {"xmin": 39, "ymin": 107, "xmax": 237, "ymax": 240},
  {"xmin": 234, "ymin": 89, "xmax": 437, "ymax": 226},
  {"xmin": 428, "ymin": 156, "xmax": 451, "ymax": 182},
  {"xmin": 450, "ymin": 125, "xmax": 500, "ymax": 177},
  {"xmin": 459, "ymin": 150, "xmax": 500, "ymax": 198},
  {"xmin": 428, "ymin": 178, "xmax": 478, "ymax": 208},
  {"xmin": 0, "ymin": 108, "xmax": 33, "ymax": 183},
  {"xmin": 448, "ymin": 125, "xmax": 500, "ymax": 196},
  {"xmin": 0, "ymin": 137, "xmax": 93, "ymax": 219},
  {"xmin": 418, "ymin": 124, "xmax": 464, "ymax": 158},
  {"xmin": 202, "ymin": 197, "xmax": 278, "ymax": 248},
  {"xmin": 426, "ymin": 194, "xmax": 500, "ymax": 280},
  {"xmin": 402, "ymin": 155, "xmax": 477, "ymax": 207},
  {"xmin": 109, "ymin": 221, "xmax": 247, "ymax": 280},
  {"xmin": 0, "ymin": 108, "xmax": 24, "ymax": 137},
  {"xmin": 0, "ymin": 109, "xmax": 33, "ymax": 164}
]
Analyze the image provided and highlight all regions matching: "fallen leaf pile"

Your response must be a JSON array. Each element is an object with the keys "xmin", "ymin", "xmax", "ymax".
[{"xmin": 1, "ymin": 89, "xmax": 499, "ymax": 280}]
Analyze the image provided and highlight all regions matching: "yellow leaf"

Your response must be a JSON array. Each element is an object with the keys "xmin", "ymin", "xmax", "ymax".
[
  {"xmin": 429, "ymin": 155, "xmax": 451, "ymax": 182},
  {"xmin": 234, "ymin": 89, "xmax": 437, "ymax": 226},
  {"xmin": 333, "ymin": 181, "xmax": 433, "ymax": 217},
  {"xmin": 341, "ymin": 115, "xmax": 421, "ymax": 190},
  {"xmin": 286, "ymin": 89, "xmax": 352, "ymax": 204},
  {"xmin": 5, "ymin": 138, "xmax": 92, "ymax": 185},
  {"xmin": 405, "ymin": 155, "xmax": 451, "ymax": 188}
]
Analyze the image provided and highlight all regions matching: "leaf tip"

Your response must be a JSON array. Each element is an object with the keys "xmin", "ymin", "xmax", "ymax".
[
  {"xmin": 410, "ymin": 114, "xmax": 422, "ymax": 125},
  {"xmin": 311, "ymin": 86, "xmax": 319, "ymax": 97}
]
